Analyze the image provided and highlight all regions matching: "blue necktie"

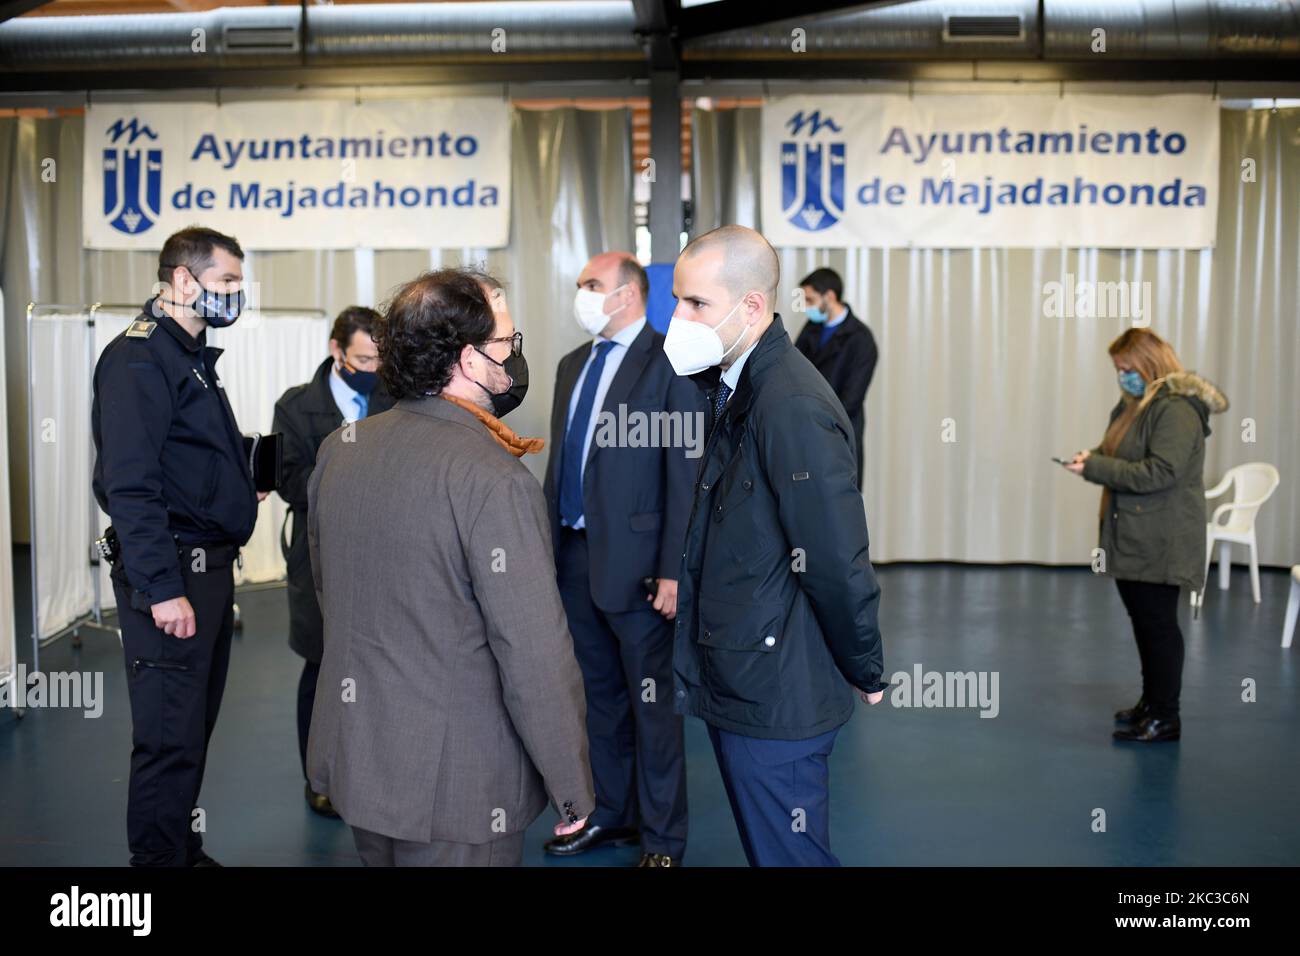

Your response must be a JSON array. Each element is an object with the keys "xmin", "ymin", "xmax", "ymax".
[
  {"xmin": 353, "ymin": 393, "xmax": 368, "ymax": 420},
  {"xmin": 559, "ymin": 340, "xmax": 615, "ymax": 526},
  {"xmin": 711, "ymin": 382, "xmax": 733, "ymax": 432}
]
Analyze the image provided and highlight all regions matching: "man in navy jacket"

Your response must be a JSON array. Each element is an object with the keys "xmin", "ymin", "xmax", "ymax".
[
  {"xmin": 542, "ymin": 252, "xmax": 705, "ymax": 867},
  {"xmin": 793, "ymin": 267, "xmax": 878, "ymax": 490},
  {"xmin": 668, "ymin": 226, "xmax": 888, "ymax": 867}
]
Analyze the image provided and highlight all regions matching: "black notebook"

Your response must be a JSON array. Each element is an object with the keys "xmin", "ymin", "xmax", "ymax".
[{"xmin": 242, "ymin": 432, "xmax": 283, "ymax": 493}]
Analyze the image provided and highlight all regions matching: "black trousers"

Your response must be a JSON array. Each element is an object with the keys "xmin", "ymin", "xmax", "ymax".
[
  {"xmin": 297, "ymin": 658, "xmax": 321, "ymax": 780},
  {"xmin": 556, "ymin": 527, "xmax": 688, "ymax": 859},
  {"xmin": 114, "ymin": 560, "xmax": 235, "ymax": 867},
  {"xmin": 1115, "ymin": 578, "xmax": 1184, "ymax": 719}
]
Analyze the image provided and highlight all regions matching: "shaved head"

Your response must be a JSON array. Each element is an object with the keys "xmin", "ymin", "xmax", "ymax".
[
  {"xmin": 681, "ymin": 225, "xmax": 780, "ymax": 310},
  {"xmin": 671, "ymin": 224, "xmax": 779, "ymax": 370}
]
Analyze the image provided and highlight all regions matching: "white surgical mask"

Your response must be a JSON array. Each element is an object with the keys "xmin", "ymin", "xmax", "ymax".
[
  {"xmin": 663, "ymin": 298, "xmax": 749, "ymax": 377},
  {"xmin": 573, "ymin": 285, "xmax": 626, "ymax": 336}
]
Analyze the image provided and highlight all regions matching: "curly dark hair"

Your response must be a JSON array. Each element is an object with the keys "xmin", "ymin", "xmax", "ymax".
[{"xmin": 375, "ymin": 269, "xmax": 497, "ymax": 400}]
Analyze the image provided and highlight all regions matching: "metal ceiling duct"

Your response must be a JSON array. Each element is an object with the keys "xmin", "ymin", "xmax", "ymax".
[
  {"xmin": 681, "ymin": 0, "xmax": 1300, "ymax": 60},
  {"xmin": 1043, "ymin": 0, "xmax": 1300, "ymax": 58},
  {"xmin": 683, "ymin": 0, "xmax": 1042, "ymax": 60},
  {"xmin": 0, "ymin": 0, "xmax": 1296, "ymax": 76},
  {"xmin": 0, "ymin": 1, "xmax": 641, "ymax": 73}
]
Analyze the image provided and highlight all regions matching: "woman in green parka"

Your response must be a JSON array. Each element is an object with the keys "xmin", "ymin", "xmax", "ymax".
[{"xmin": 1065, "ymin": 327, "xmax": 1228, "ymax": 743}]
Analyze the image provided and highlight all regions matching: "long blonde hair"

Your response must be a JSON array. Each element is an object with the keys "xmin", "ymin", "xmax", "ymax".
[{"xmin": 1100, "ymin": 328, "xmax": 1184, "ymax": 455}]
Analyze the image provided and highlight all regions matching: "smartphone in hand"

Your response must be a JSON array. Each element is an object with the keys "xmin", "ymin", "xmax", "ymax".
[{"xmin": 1051, "ymin": 456, "xmax": 1075, "ymax": 466}]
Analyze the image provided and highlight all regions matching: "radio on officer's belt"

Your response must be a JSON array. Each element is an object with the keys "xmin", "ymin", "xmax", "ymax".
[{"xmin": 242, "ymin": 432, "xmax": 283, "ymax": 493}]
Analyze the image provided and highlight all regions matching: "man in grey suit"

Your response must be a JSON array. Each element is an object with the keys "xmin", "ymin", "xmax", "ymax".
[{"xmin": 306, "ymin": 268, "xmax": 594, "ymax": 866}]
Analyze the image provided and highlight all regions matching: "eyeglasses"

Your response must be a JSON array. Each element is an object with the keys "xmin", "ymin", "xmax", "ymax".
[{"xmin": 482, "ymin": 331, "xmax": 523, "ymax": 357}]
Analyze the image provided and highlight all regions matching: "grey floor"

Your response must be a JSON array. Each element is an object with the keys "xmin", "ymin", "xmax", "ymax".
[{"xmin": 2, "ymin": 548, "xmax": 1297, "ymax": 866}]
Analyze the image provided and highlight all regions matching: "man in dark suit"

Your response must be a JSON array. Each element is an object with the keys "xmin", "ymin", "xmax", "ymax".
[
  {"xmin": 793, "ymin": 268, "xmax": 878, "ymax": 489},
  {"xmin": 667, "ymin": 226, "xmax": 888, "ymax": 866},
  {"xmin": 272, "ymin": 306, "xmax": 394, "ymax": 817},
  {"xmin": 541, "ymin": 252, "xmax": 703, "ymax": 867}
]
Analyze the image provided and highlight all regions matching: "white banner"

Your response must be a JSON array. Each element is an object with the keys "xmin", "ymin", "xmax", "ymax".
[
  {"xmin": 761, "ymin": 94, "xmax": 1219, "ymax": 249},
  {"xmin": 82, "ymin": 98, "xmax": 511, "ymax": 250}
]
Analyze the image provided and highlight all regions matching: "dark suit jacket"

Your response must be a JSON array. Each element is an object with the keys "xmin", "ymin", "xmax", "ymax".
[
  {"xmin": 543, "ymin": 321, "xmax": 706, "ymax": 613},
  {"xmin": 272, "ymin": 357, "xmax": 394, "ymax": 662},
  {"xmin": 306, "ymin": 397, "xmax": 593, "ymax": 844},
  {"xmin": 793, "ymin": 306, "xmax": 877, "ymax": 488},
  {"xmin": 674, "ymin": 315, "xmax": 886, "ymax": 740}
]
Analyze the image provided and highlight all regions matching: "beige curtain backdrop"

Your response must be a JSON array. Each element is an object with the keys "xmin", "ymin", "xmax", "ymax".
[
  {"xmin": 693, "ymin": 104, "xmax": 1300, "ymax": 567},
  {"xmin": 0, "ymin": 106, "xmax": 633, "ymax": 541}
]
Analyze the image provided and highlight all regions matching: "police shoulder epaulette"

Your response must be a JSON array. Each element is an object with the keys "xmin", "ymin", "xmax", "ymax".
[{"xmin": 124, "ymin": 319, "xmax": 157, "ymax": 339}]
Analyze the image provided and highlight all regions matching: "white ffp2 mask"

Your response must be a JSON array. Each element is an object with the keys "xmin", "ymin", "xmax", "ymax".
[
  {"xmin": 662, "ymin": 298, "xmax": 749, "ymax": 376},
  {"xmin": 573, "ymin": 286, "xmax": 626, "ymax": 336}
]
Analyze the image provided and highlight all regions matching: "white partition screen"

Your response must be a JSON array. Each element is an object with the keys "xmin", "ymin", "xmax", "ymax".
[
  {"xmin": 28, "ymin": 310, "xmax": 97, "ymax": 642},
  {"xmin": 0, "ymin": 289, "xmax": 16, "ymax": 699}
]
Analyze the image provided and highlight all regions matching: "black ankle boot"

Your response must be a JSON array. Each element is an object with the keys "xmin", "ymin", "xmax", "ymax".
[{"xmin": 1113, "ymin": 714, "xmax": 1180, "ymax": 742}]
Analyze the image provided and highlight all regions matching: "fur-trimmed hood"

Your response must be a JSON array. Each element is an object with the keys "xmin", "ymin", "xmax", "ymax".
[{"xmin": 1157, "ymin": 370, "xmax": 1229, "ymax": 435}]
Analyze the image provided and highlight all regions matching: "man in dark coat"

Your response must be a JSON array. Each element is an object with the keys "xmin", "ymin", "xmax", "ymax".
[
  {"xmin": 665, "ymin": 225, "xmax": 889, "ymax": 866},
  {"xmin": 272, "ymin": 306, "xmax": 394, "ymax": 816},
  {"xmin": 793, "ymin": 267, "xmax": 878, "ymax": 490}
]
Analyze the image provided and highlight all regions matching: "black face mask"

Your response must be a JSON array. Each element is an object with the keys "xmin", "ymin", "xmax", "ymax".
[
  {"xmin": 472, "ymin": 347, "xmax": 529, "ymax": 418},
  {"xmin": 338, "ymin": 358, "xmax": 379, "ymax": 396},
  {"xmin": 163, "ymin": 287, "xmax": 243, "ymax": 327}
]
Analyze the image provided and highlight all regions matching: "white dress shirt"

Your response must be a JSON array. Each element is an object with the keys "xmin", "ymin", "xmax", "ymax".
[
  {"xmin": 328, "ymin": 362, "xmax": 365, "ymax": 423},
  {"xmin": 720, "ymin": 329, "xmax": 763, "ymax": 401}
]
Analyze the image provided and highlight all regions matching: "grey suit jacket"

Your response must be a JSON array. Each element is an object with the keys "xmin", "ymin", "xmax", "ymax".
[{"xmin": 305, "ymin": 395, "xmax": 594, "ymax": 845}]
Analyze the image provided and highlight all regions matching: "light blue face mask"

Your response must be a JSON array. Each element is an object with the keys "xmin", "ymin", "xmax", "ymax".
[
  {"xmin": 1118, "ymin": 369, "xmax": 1146, "ymax": 398},
  {"xmin": 806, "ymin": 306, "xmax": 827, "ymax": 324}
]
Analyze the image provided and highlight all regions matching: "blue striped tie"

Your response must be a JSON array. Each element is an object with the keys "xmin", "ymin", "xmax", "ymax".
[{"xmin": 559, "ymin": 340, "xmax": 615, "ymax": 526}]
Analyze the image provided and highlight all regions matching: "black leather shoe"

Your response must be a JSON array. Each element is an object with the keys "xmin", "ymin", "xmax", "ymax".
[
  {"xmin": 190, "ymin": 851, "xmax": 222, "ymax": 867},
  {"xmin": 306, "ymin": 783, "xmax": 341, "ymax": 819},
  {"xmin": 1114, "ymin": 698, "xmax": 1151, "ymax": 723},
  {"xmin": 637, "ymin": 853, "xmax": 678, "ymax": 867},
  {"xmin": 1113, "ymin": 715, "xmax": 1181, "ymax": 742},
  {"xmin": 544, "ymin": 824, "xmax": 640, "ymax": 856}
]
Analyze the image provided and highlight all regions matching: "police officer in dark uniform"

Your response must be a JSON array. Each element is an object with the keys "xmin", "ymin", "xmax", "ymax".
[{"xmin": 92, "ymin": 226, "xmax": 261, "ymax": 867}]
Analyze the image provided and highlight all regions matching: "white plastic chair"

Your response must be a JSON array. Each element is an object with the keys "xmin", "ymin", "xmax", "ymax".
[
  {"xmin": 1282, "ymin": 566, "xmax": 1300, "ymax": 649},
  {"xmin": 1202, "ymin": 463, "xmax": 1280, "ymax": 605}
]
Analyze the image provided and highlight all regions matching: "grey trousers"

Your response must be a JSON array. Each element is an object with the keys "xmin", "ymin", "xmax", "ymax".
[{"xmin": 351, "ymin": 826, "xmax": 526, "ymax": 867}]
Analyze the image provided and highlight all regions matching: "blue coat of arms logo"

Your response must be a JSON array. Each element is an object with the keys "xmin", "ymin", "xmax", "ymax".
[
  {"xmin": 781, "ymin": 110, "xmax": 845, "ymax": 232},
  {"xmin": 102, "ymin": 118, "xmax": 161, "ymax": 235}
]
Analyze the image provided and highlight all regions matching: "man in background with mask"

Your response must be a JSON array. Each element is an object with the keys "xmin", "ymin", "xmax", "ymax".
[
  {"xmin": 307, "ymin": 268, "xmax": 593, "ymax": 866},
  {"xmin": 541, "ymin": 252, "xmax": 701, "ymax": 867},
  {"xmin": 272, "ymin": 306, "xmax": 394, "ymax": 818},
  {"xmin": 794, "ymin": 267, "xmax": 878, "ymax": 490},
  {"xmin": 92, "ymin": 226, "xmax": 262, "ymax": 866},
  {"xmin": 665, "ymin": 225, "xmax": 889, "ymax": 867}
]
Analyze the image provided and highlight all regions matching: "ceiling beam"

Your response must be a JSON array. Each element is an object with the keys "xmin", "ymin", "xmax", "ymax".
[
  {"xmin": 0, "ymin": 0, "xmax": 54, "ymax": 25},
  {"xmin": 0, "ymin": 61, "xmax": 650, "ymax": 93},
  {"xmin": 679, "ymin": 57, "xmax": 1300, "ymax": 83},
  {"xmin": 632, "ymin": 0, "xmax": 681, "ymax": 72},
  {"xmin": 677, "ymin": 0, "xmax": 898, "ymax": 41}
]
